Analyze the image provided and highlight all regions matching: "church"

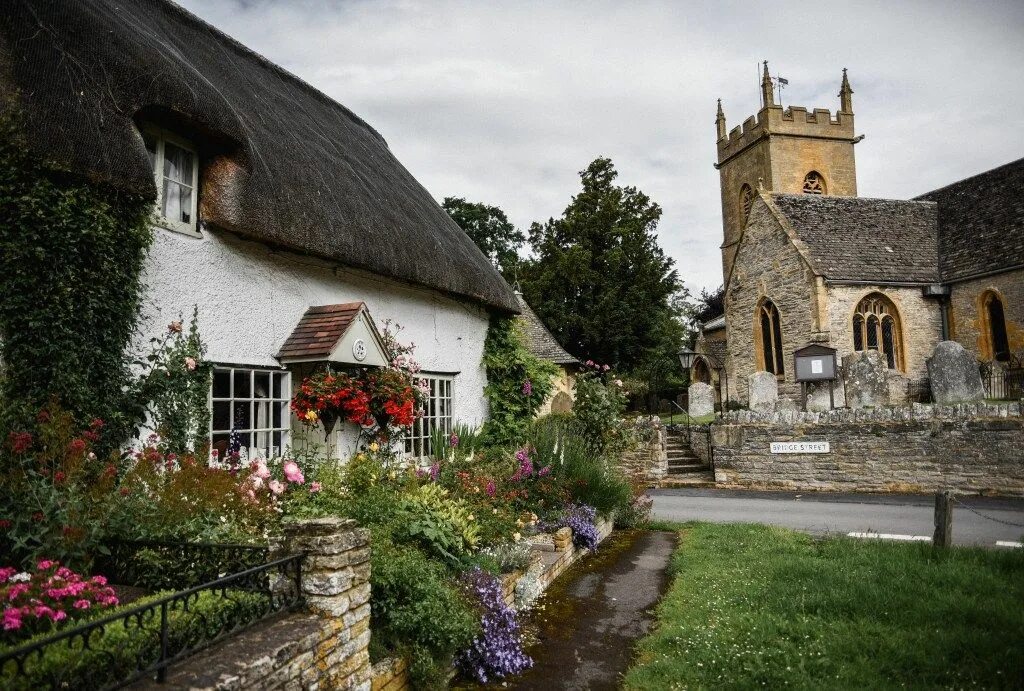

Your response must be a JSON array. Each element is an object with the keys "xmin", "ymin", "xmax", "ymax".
[{"xmin": 692, "ymin": 63, "xmax": 1023, "ymax": 407}]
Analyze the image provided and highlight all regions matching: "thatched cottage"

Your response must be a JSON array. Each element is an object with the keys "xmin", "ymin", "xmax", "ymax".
[{"xmin": 1, "ymin": 0, "xmax": 520, "ymax": 458}]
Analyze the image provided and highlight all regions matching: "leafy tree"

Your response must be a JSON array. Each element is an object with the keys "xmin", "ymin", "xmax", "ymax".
[
  {"xmin": 521, "ymin": 158, "xmax": 682, "ymax": 377},
  {"xmin": 692, "ymin": 285, "xmax": 725, "ymax": 329},
  {"xmin": 442, "ymin": 197, "xmax": 525, "ymax": 279}
]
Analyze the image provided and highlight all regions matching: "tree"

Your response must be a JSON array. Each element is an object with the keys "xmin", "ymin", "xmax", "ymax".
[
  {"xmin": 442, "ymin": 197, "xmax": 525, "ymax": 279},
  {"xmin": 692, "ymin": 285, "xmax": 725, "ymax": 330},
  {"xmin": 521, "ymin": 157, "xmax": 682, "ymax": 376}
]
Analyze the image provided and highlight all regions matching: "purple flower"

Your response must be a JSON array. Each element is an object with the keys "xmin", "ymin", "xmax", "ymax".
[
  {"xmin": 429, "ymin": 461, "xmax": 440, "ymax": 481},
  {"xmin": 538, "ymin": 465, "xmax": 551, "ymax": 477},
  {"xmin": 456, "ymin": 568, "xmax": 533, "ymax": 682},
  {"xmin": 486, "ymin": 480, "xmax": 496, "ymax": 497},
  {"xmin": 511, "ymin": 447, "xmax": 534, "ymax": 481},
  {"xmin": 449, "ymin": 432, "xmax": 460, "ymax": 448},
  {"xmin": 521, "ymin": 379, "xmax": 532, "ymax": 396},
  {"xmin": 542, "ymin": 503, "xmax": 599, "ymax": 551}
]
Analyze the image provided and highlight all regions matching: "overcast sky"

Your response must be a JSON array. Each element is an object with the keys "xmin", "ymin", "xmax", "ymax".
[{"xmin": 178, "ymin": 0, "xmax": 1024, "ymax": 296}]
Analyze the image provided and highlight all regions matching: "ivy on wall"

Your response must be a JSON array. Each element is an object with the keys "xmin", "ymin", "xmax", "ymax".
[
  {"xmin": 0, "ymin": 109, "xmax": 154, "ymax": 453},
  {"xmin": 481, "ymin": 316, "xmax": 558, "ymax": 446}
]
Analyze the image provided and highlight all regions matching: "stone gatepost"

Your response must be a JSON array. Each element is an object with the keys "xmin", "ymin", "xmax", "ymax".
[
  {"xmin": 688, "ymin": 382, "xmax": 715, "ymax": 417},
  {"xmin": 283, "ymin": 517, "xmax": 372, "ymax": 690}
]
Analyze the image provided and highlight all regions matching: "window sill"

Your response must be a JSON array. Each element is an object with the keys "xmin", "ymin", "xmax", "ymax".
[{"xmin": 154, "ymin": 218, "xmax": 202, "ymax": 238}]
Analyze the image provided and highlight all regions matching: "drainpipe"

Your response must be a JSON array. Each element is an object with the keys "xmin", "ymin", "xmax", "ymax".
[{"xmin": 922, "ymin": 284, "xmax": 952, "ymax": 340}]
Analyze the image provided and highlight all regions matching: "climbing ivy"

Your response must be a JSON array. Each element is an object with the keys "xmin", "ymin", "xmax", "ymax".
[
  {"xmin": 481, "ymin": 316, "xmax": 558, "ymax": 446},
  {"xmin": 0, "ymin": 108, "xmax": 154, "ymax": 454}
]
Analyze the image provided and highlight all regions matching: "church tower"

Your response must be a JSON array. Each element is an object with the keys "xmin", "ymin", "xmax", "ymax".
[{"xmin": 715, "ymin": 63, "xmax": 860, "ymax": 280}]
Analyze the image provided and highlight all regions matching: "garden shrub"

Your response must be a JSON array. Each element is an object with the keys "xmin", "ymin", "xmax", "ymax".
[
  {"xmin": 543, "ymin": 503, "xmax": 600, "ymax": 550},
  {"xmin": 370, "ymin": 536, "xmax": 479, "ymax": 689},
  {"xmin": 570, "ymin": 361, "xmax": 629, "ymax": 455},
  {"xmin": 481, "ymin": 316, "xmax": 558, "ymax": 446},
  {"xmin": 455, "ymin": 567, "xmax": 532, "ymax": 683},
  {"xmin": 0, "ymin": 107, "xmax": 153, "ymax": 455},
  {"xmin": 0, "ymin": 589, "xmax": 268, "ymax": 690},
  {"xmin": 397, "ymin": 484, "xmax": 481, "ymax": 565}
]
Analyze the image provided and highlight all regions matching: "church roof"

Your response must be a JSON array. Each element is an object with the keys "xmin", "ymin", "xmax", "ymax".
[
  {"xmin": 769, "ymin": 194, "xmax": 940, "ymax": 284},
  {"xmin": 916, "ymin": 156, "xmax": 1024, "ymax": 282},
  {"xmin": 0, "ymin": 0, "xmax": 519, "ymax": 313},
  {"xmin": 514, "ymin": 293, "xmax": 578, "ymax": 366}
]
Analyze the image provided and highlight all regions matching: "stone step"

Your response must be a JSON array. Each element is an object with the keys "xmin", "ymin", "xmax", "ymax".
[
  {"xmin": 667, "ymin": 465, "xmax": 709, "ymax": 475},
  {"xmin": 666, "ymin": 452, "xmax": 700, "ymax": 461},
  {"xmin": 659, "ymin": 474, "xmax": 716, "ymax": 488}
]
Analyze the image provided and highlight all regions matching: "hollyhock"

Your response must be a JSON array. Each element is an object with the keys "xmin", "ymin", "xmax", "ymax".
[
  {"xmin": 184, "ymin": 356, "xmax": 197, "ymax": 371},
  {"xmin": 283, "ymin": 461, "xmax": 304, "ymax": 484},
  {"xmin": 521, "ymin": 379, "xmax": 532, "ymax": 396},
  {"xmin": 168, "ymin": 320, "xmax": 183, "ymax": 334},
  {"xmin": 268, "ymin": 480, "xmax": 285, "ymax": 496}
]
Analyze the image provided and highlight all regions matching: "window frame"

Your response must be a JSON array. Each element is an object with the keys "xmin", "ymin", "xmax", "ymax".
[
  {"xmin": 982, "ymin": 291, "xmax": 1011, "ymax": 363},
  {"xmin": 403, "ymin": 373, "xmax": 454, "ymax": 460},
  {"xmin": 851, "ymin": 293, "xmax": 904, "ymax": 371},
  {"xmin": 142, "ymin": 125, "xmax": 201, "ymax": 237},
  {"xmin": 756, "ymin": 299, "xmax": 785, "ymax": 377},
  {"xmin": 802, "ymin": 171, "xmax": 827, "ymax": 195},
  {"xmin": 210, "ymin": 365, "xmax": 292, "ymax": 461}
]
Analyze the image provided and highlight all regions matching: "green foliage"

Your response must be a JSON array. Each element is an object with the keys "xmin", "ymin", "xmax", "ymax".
[
  {"xmin": 571, "ymin": 366, "xmax": 629, "ymax": 455},
  {"xmin": 442, "ymin": 196, "xmax": 525, "ymax": 279},
  {"xmin": 0, "ymin": 108, "xmax": 154, "ymax": 454},
  {"xmin": 397, "ymin": 484, "xmax": 481, "ymax": 565},
  {"xmin": 625, "ymin": 523, "xmax": 1024, "ymax": 690},
  {"xmin": 370, "ymin": 536, "xmax": 479, "ymax": 689},
  {"xmin": 135, "ymin": 309, "xmax": 212, "ymax": 455},
  {"xmin": 481, "ymin": 316, "xmax": 558, "ymax": 446},
  {"xmin": 1, "ymin": 589, "xmax": 269, "ymax": 690},
  {"xmin": 520, "ymin": 157, "xmax": 684, "ymax": 375}
]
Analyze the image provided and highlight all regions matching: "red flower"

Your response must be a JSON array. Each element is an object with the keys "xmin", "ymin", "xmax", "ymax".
[
  {"xmin": 32, "ymin": 512, "xmax": 45, "ymax": 522},
  {"xmin": 119, "ymin": 487, "xmax": 130, "ymax": 496},
  {"xmin": 36, "ymin": 410, "xmax": 50, "ymax": 424},
  {"xmin": 0, "ymin": 520, "xmax": 11, "ymax": 530},
  {"xmin": 53, "ymin": 471, "xmax": 67, "ymax": 485},
  {"xmin": 89, "ymin": 418, "xmax": 104, "ymax": 430},
  {"xmin": 8, "ymin": 431, "xmax": 33, "ymax": 454},
  {"xmin": 68, "ymin": 438, "xmax": 87, "ymax": 455}
]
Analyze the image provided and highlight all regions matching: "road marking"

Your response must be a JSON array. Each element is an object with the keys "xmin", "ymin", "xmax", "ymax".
[
  {"xmin": 847, "ymin": 532, "xmax": 931, "ymax": 542},
  {"xmin": 995, "ymin": 541, "xmax": 1023, "ymax": 548}
]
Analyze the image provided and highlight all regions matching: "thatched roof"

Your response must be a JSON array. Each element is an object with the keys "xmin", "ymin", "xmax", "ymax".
[{"xmin": 0, "ymin": 0, "xmax": 519, "ymax": 313}]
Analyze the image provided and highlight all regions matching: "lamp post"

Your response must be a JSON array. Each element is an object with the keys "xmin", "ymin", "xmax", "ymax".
[{"xmin": 677, "ymin": 347, "xmax": 697, "ymax": 371}]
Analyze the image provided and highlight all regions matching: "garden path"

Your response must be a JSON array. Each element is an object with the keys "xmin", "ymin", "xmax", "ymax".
[{"xmin": 507, "ymin": 530, "xmax": 675, "ymax": 690}]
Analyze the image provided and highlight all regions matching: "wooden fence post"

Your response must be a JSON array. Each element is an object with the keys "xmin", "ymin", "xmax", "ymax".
[{"xmin": 933, "ymin": 490, "xmax": 953, "ymax": 548}]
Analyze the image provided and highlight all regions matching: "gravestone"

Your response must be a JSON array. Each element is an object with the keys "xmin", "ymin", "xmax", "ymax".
[
  {"xmin": 843, "ymin": 351, "xmax": 890, "ymax": 408},
  {"xmin": 688, "ymin": 382, "xmax": 715, "ymax": 418},
  {"xmin": 748, "ymin": 371, "xmax": 778, "ymax": 413},
  {"xmin": 806, "ymin": 379, "xmax": 844, "ymax": 412},
  {"xmin": 928, "ymin": 341, "xmax": 985, "ymax": 404}
]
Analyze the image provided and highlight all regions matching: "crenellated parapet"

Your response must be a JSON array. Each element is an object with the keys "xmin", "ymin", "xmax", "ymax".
[{"xmin": 717, "ymin": 104, "xmax": 855, "ymax": 163}]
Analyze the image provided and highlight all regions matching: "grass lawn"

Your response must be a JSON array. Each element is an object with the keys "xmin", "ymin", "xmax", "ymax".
[
  {"xmin": 660, "ymin": 412, "xmax": 717, "ymax": 425},
  {"xmin": 625, "ymin": 523, "xmax": 1024, "ymax": 690}
]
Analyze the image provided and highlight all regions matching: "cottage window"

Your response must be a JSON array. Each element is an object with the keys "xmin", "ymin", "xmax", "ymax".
[
  {"xmin": 802, "ymin": 171, "xmax": 826, "ymax": 195},
  {"xmin": 404, "ymin": 374, "xmax": 453, "ymax": 459},
  {"xmin": 852, "ymin": 294, "xmax": 903, "ymax": 370},
  {"xmin": 142, "ymin": 127, "xmax": 200, "ymax": 236},
  {"xmin": 757, "ymin": 299, "xmax": 785, "ymax": 376},
  {"xmin": 211, "ymin": 366, "xmax": 291, "ymax": 460},
  {"xmin": 983, "ymin": 291, "xmax": 1011, "ymax": 362}
]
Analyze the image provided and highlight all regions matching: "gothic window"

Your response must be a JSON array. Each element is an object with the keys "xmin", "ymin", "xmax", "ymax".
[
  {"xmin": 982, "ymin": 291, "xmax": 1010, "ymax": 362},
  {"xmin": 739, "ymin": 184, "xmax": 755, "ymax": 224},
  {"xmin": 757, "ymin": 299, "xmax": 785, "ymax": 375},
  {"xmin": 802, "ymin": 171, "xmax": 826, "ymax": 195},
  {"xmin": 852, "ymin": 293, "xmax": 903, "ymax": 371}
]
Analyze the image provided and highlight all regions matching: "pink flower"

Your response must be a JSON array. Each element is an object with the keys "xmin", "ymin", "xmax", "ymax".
[
  {"xmin": 268, "ymin": 480, "xmax": 285, "ymax": 496},
  {"xmin": 309, "ymin": 482, "xmax": 322, "ymax": 493},
  {"xmin": 184, "ymin": 357, "xmax": 197, "ymax": 371},
  {"xmin": 521, "ymin": 379, "xmax": 533, "ymax": 396},
  {"xmin": 602, "ymin": 364, "xmax": 610, "ymax": 372},
  {"xmin": 3, "ymin": 609, "xmax": 22, "ymax": 630},
  {"xmin": 255, "ymin": 462, "xmax": 271, "ymax": 480},
  {"xmin": 89, "ymin": 575, "xmax": 107, "ymax": 586},
  {"xmin": 73, "ymin": 599, "xmax": 91, "ymax": 610},
  {"xmin": 283, "ymin": 461, "xmax": 304, "ymax": 484},
  {"xmin": 614, "ymin": 379, "xmax": 623, "ymax": 388},
  {"xmin": 168, "ymin": 320, "xmax": 183, "ymax": 334},
  {"xmin": 0, "ymin": 567, "xmax": 16, "ymax": 584},
  {"xmin": 36, "ymin": 560, "xmax": 56, "ymax": 571}
]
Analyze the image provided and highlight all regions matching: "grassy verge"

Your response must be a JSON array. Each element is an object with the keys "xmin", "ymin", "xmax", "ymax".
[
  {"xmin": 626, "ymin": 523, "xmax": 1024, "ymax": 689},
  {"xmin": 660, "ymin": 412, "xmax": 717, "ymax": 425}
]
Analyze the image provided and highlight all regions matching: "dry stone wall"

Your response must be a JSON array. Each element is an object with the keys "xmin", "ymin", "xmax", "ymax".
[
  {"xmin": 617, "ymin": 418, "xmax": 667, "ymax": 485},
  {"xmin": 713, "ymin": 403, "xmax": 1024, "ymax": 495}
]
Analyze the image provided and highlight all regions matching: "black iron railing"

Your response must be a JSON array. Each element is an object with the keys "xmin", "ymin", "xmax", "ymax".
[
  {"xmin": 96, "ymin": 539, "xmax": 271, "ymax": 590},
  {"xmin": 981, "ymin": 362, "xmax": 1024, "ymax": 401},
  {"xmin": 0, "ymin": 554, "xmax": 302, "ymax": 690}
]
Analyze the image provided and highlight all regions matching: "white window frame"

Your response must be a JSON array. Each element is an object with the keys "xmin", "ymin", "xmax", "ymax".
[
  {"xmin": 404, "ymin": 374, "xmax": 454, "ymax": 459},
  {"xmin": 210, "ymin": 366, "xmax": 292, "ymax": 460},
  {"xmin": 143, "ymin": 125, "xmax": 200, "ymax": 237}
]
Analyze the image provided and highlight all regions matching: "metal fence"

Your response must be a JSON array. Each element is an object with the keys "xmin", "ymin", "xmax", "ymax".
[
  {"xmin": 96, "ymin": 539, "xmax": 272, "ymax": 591},
  {"xmin": 981, "ymin": 362, "xmax": 1024, "ymax": 401},
  {"xmin": 0, "ymin": 553, "xmax": 302, "ymax": 689}
]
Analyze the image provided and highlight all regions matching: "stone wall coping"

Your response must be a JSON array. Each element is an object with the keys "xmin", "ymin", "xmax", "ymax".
[{"xmin": 719, "ymin": 401, "xmax": 1022, "ymax": 426}]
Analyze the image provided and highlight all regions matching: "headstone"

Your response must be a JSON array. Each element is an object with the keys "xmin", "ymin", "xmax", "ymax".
[
  {"xmin": 927, "ymin": 341, "xmax": 985, "ymax": 404},
  {"xmin": 748, "ymin": 371, "xmax": 778, "ymax": 413},
  {"xmin": 688, "ymin": 382, "xmax": 714, "ymax": 418},
  {"xmin": 842, "ymin": 350, "xmax": 890, "ymax": 408},
  {"xmin": 806, "ymin": 379, "xmax": 844, "ymax": 412}
]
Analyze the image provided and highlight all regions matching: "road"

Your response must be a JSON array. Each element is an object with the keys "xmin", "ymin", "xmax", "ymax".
[{"xmin": 649, "ymin": 488, "xmax": 1024, "ymax": 547}]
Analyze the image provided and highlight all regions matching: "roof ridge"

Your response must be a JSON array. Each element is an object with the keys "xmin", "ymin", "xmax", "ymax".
[
  {"xmin": 159, "ymin": 0, "xmax": 387, "ymax": 147},
  {"xmin": 914, "ymin": 155, "xmax": 1024, "ymax": 200},
  {"xmin": 769, "ymin": 192, "xmax": 936, "ymax": 207}
]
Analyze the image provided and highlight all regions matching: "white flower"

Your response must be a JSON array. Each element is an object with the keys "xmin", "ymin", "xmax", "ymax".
[{"xmin": 10, "ymin": 572, "xmax": 31, "ymax": 583}]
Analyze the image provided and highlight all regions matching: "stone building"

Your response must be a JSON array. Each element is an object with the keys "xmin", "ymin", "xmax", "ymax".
[
  {"xmin": 514, "ymin": 292, "xmax": 579, "ymax": 415},
  {"xmin": 697, "ymin": 62, "xmax": 1023, "ymax": 406}
]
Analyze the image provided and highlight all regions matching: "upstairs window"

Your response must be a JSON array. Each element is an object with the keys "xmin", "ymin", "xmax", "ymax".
[
  {"xmin": 852, "ymin": 293, "xmax": 903, "ymax": 370},
  {"xmin": 757, "ymin": 299, "xmax": 785, "ymax": 376},
  {"xmin": 982, "ymin": 291, "xmax": 1011, "ymax": 362},
  {"xmin": 802, "ymin": 171, "xmax": 826, "ymax": 195},
  {"xmin": 143, "ymin": 127, "xmax": 199, "ymax": 236}
]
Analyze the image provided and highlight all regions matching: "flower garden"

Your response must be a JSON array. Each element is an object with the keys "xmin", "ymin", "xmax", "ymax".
[{"xmin": 0, "ymin": 318, "xmax": 648, "ymax": 689}]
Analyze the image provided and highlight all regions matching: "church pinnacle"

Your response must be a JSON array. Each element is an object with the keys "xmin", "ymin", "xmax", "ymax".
[
  {"xmin": 715, "ymin": 99, "xmax": 727, "ymax": 140},
  {"xmin": 839, "ymin": 68, "xmax": 854, "ymax": 114},
  {"xmin": 761, "ymin": 61, "xmax": 775, "ymax": 107}
]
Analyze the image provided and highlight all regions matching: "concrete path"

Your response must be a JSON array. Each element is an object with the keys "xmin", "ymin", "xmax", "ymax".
[
  {"xmin": 508, "ymin": 530, "xmax": 675, "ymax": 691},
  {"xmin": 650, "ymin": 487, "xmax": 1024, "ymax": 547}
]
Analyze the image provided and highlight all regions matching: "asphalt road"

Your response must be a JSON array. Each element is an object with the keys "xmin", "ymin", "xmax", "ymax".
[{"xmin": 649, "ymin": 488, "xmax": 1024, "ymax": 547}]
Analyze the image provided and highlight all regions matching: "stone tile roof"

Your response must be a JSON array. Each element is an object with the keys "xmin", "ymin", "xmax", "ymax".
[
  {"xmin": 769, "ymin": 194, "xmax": 940, "ymax": 283},
  {"xmin": 915, "ymin": 156, "xmax": 1024, "ymax": 282},
  {"xmin": 702, "ymin": 315, "xmax": 726, "ymax": 332},
  {"xmin": 514, "ymin": 293, "xmax": 578, "ymax": 365},
  {"xmin": 276, "ymin": 303, "xmax": 363, "ymax": 361},
  {"xmin": 703, "ymin": 338, "xmax": 729, "ymax": 367}
]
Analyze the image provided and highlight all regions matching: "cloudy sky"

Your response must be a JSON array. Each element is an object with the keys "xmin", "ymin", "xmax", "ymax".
[{"xmin": 179, "ymin": 0, "xmax": 1024, "ymax": 295}]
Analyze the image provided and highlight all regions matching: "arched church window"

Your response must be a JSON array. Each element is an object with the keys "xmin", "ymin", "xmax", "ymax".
[
  {"xmin": 802, "ymin": 171, "xmax": 826, "ymax": 195},
  {"xmin": 757, "ymin": 299, "xmax": 785, "ymax": 375},
  {"xmin": 852, "ymin": 293, "xmax": 903, "ymax": 371},
  {"xmin": 739, "ymin": 184, "xmax": 755, "ymax": 224},
  {"xmin": 982, "ymin": 291, "xmax": 1010, "ymax": 362}
]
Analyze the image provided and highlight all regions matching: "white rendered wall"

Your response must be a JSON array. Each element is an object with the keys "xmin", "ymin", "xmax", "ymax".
[{"xmin": 138, "ymin": 226, "xmax": 493, "ymax": 458}]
